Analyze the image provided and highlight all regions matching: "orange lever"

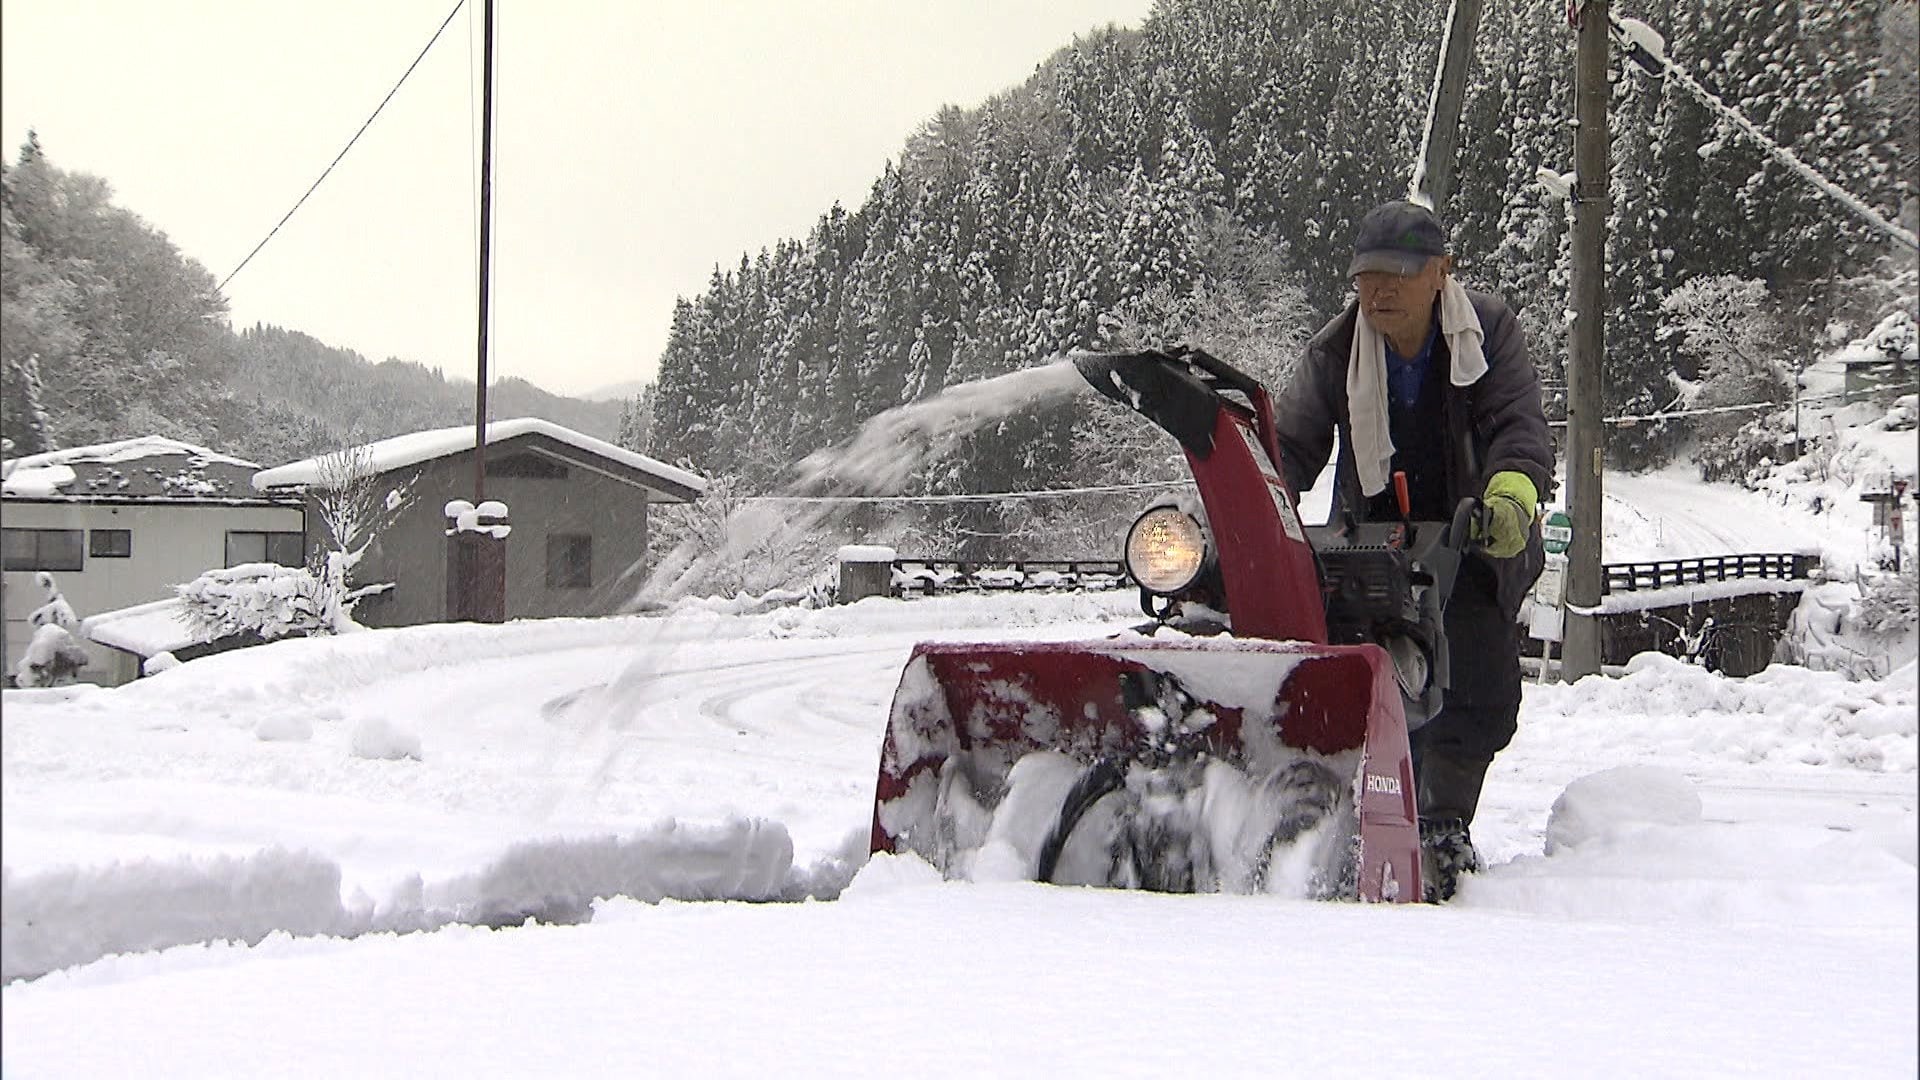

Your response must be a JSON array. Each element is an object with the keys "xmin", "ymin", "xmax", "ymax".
[{"xmin": 1393, "ymin": 470, "xmax": 1411, "ymax": 519}]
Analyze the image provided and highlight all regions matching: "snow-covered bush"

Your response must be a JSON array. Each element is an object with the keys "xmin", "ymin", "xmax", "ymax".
[
  {"xmin": 175, "ymin": 563, "xmax": 329, "ymax": 643},
  {"xmin": 1780, "ymin": 579, "xmax": 1916, "ymax": 681},
  {"xmin": 13, "ymin": 573, "xmax": 89, "ymax": 687},
  {"xmin": 1855, "ymin": 564, "xmax": 1918, "ymax": 638},
  {"xmin": 1879, "ymin": 393, "xmax": 1917, "ymax": 433},
  {"xmin": 1698, "ymin": 409, "xmax": 1796, "ymax": 486},
  {"xmin": 15, "ymin": 624, "xmax": 91, "ymax": 687},
  {"xmin": 26, "ymin": 571, "xmax": 77, "ymax": 632}
]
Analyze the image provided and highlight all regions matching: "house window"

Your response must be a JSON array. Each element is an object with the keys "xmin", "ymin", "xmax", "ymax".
[
  {"xmin": 226, "ymin": 530, "xmax": 306, "ymax": 569},
  {"xmin": 89, "ymin": 529, "xmax": 133, "ymax": 558},
  {"xmin": 546, "ymin": 534, "xmax": 592, "ymax": 589},
  {"xmin": 2, "ymin": 528, "xmax": 84, "ymax": 571},
  {"xmin": 487, "ymin": 453, "xmax": 569, "ymax": 479}
]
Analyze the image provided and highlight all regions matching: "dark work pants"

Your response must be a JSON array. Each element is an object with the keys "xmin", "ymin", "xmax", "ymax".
[{"xmin": 1411, "ymin": 555, "xmax": 1522, "ymax": 768}]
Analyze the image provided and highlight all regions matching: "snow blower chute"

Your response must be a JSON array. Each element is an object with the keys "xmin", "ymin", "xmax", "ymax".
[{"xmin": 870, "ymin": 347, "xmax": 1479, "ymax": 901}]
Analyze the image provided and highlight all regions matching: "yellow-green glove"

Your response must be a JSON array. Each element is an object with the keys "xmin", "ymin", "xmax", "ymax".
[{"xmin": 1477, "ymin": 470, "xmax": 1538, "ymax": 559}]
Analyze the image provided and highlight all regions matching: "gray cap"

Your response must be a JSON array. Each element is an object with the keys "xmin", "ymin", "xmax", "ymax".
[{"xmin": 1347, "ymin": 200, "xmax": 1448, "ymax": 277}]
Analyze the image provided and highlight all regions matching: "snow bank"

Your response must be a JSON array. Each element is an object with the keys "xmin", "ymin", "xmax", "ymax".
[
  {"xmin": 1, "ymin": 848, "xmax": 351, "ymax": 983},
  {"xmin": 434, "ymin": 818, "xmax": 797, "ymax": 925},
  {"xmin": 1466, "ymin": 763, "xmax": 1917, "ymax": 926},
  {"xmin": 0, "ymin": 818, "xmax": 846, "ymax": 983},
  {"xmin": 1525, "ymin": 652, "xmax": 1917, "ymax": 772}
]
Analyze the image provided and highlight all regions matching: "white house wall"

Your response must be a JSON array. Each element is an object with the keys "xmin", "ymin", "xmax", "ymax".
[{"xmin": 2, "ymin": 500, "xmax": 305, "ymax": 685}]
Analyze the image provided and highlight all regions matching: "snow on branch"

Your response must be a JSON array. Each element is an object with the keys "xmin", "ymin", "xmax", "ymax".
[{"xmin": 309, "ymin": 443, "xmax": 419, "ymax": 631}]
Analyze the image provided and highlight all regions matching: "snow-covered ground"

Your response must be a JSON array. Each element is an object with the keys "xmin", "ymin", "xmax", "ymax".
[{"xmin": 3, "ymin": 582, "xmax": 1915, "ymax": 1077}]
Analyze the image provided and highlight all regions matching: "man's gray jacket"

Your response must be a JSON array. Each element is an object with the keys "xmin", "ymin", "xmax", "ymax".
[{"xmin": 1273, "ymin": 288, "xmax": 1555, "ymax": 620}]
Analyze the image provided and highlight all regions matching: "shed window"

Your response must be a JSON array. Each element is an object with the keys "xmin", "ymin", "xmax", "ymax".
[
  {"xmin": 546, "ymin": 534, "xmax": 592, "ymax": 589},
  {"xmin": 2, "ymin": 528, "xmax": 84, "ymax": 571},
  {"xmin": 90, "ymin": 529, "xmax": 133, "ymax": 558},
  {"xmin": 226, "ymin": 530, "xmax": 306, "ymax": 568}
]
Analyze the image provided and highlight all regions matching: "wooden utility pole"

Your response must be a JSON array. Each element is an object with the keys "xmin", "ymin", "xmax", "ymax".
[
  {"xmin": 1411, "ymin": 0, "xmax": 1486, "ymax": 213},
  {"xmin": 447, "ymin": 0, "xmax": 507, "ymax": 625},
  {"xmin": 1562, "ymin": 0, "xmax": 1610, "ymax": 679},
  {"xmin": 473, "ymin": 0, "xmax": 495, "ymax": 497}
]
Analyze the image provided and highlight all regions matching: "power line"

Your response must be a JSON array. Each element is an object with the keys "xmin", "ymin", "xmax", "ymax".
[
  {"xmin": 1611, "ymin": 15, "xmax": 1920, "ymax": 254},
  {"xmin": 744, "ymin": 480, "xmax": 1195, "ymax": 506},
  {"xmin": 1543, "ymin": 382, "xmax": 1918, "ymax": 429},
  {"xmin": 217, "ymin": 1, "xmax": 468, "ymax": 293}
]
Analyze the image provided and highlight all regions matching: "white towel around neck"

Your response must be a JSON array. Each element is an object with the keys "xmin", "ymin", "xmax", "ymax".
[{"xmin": 1345, "ymin": 278, "xmax": 1488, "ymax": 497}]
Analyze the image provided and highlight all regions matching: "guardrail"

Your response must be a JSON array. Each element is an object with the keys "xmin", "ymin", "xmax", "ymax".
[
  {"xmin": 1603, "ymin": 553, "xmax": 1819, "ymax": 593},
  {"xmin": 887, "ymin": 552, "xmax": 1821, "ymax": 599},
  {"xmin": 892, "ymin": 559, "xmax": 1128, "ymax": 595}
]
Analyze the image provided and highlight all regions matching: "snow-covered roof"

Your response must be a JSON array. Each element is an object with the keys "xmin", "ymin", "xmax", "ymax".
[
  {"xmin": 78, "ymin": 597, "xmax": 205, "ymax": 657},
  {"xmin": 1813, "ymin": 310, "xmax": 1919, "ymax": 369},
  {"xmin": 2, "ymin": 437, "xmax": 268, "ymax": 501},
  {"xmin": 253, "ymin": 418, "xmax": 707, "ymax": 500},
  {"xmin": 4, "ymin": 436, "xmax": 258, "ymax": 473}
]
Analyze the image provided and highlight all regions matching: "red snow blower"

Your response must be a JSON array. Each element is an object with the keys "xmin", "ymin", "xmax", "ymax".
[{"xmin": 869, "ymin": 347, "xmax": 1479, "ymax": 901}]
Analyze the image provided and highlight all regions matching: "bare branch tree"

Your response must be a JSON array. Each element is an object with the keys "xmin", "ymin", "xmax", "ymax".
[{"xmin": 308, "ymin": 443, "xmax": 419, "ymax": 631}]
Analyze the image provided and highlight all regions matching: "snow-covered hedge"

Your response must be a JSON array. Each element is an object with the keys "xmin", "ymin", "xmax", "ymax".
[
  {"xmin": 13, "ymin": 572, "xmax": 89, "ymax": 688},
  {"xmin": 175, "ymin": 563, "xmax": 330, "ymax": 643}
]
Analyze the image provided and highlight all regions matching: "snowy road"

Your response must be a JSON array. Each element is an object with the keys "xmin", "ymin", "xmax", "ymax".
[{"xmin": 1584, "ymin": 466, "xmax": 1830, "ymax": 561}]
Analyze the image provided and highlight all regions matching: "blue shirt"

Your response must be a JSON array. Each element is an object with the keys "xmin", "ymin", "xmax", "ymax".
[{"xmin": 1385, "ymin": 323, "xmax": 1440, "ymax": 410}]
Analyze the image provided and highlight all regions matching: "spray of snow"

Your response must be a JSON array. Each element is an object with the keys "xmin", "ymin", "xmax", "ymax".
[
  {"xmin": 632, "ymin": 358, "xmax": 1092, "ymax": 606},
  {"xmin": 789, "ymin": 358, "xmax": 1089, "ymax": 495}
]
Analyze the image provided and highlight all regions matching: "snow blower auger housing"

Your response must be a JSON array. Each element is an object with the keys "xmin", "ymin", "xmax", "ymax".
[{"xmin": 870, "ymin": 347, "xmax": 1478, "ymax": 902}]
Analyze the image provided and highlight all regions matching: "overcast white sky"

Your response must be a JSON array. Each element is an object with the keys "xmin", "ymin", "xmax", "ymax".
[{"xmin": 1, "ymin": 1, "xmax": 1156, "ymax": 399}]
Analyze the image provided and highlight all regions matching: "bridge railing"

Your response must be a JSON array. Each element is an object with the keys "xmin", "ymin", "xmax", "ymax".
[
  {"xmin": 1603, "ymin": 553, "xmax": 1819, "ymax": 593},
  {"xmin": 891, "ymin": 559, "xmax": 1128, "ymax": 595},
  {"xmin": 886, "ymin": 552, "xmax": 1821, "ymax": 598}
]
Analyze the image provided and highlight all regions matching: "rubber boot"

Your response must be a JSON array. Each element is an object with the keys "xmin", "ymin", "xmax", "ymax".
[{"xmin": 1415, "ymin": 752, "xmax": 1490, "ymax": 902}]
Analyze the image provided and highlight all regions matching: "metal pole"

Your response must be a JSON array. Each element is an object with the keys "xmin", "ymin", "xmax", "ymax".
[
  {"xmin": 1562, "ymin": 0, "xmax": 1609, "ymax": 680},
  {"xmin": 474, "ymin": 0, "xmax": 495, "ymax": 502}
]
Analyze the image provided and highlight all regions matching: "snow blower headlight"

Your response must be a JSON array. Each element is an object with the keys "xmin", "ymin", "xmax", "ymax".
[{"xmin": 1125, "ymin": 507, "xmax": 1209, "ymax": 593}]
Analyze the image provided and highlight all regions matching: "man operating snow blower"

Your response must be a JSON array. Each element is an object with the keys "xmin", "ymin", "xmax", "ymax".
[{"xmin": 1272, "ymin": 200, "xmax": 1553, "ymax": 900}]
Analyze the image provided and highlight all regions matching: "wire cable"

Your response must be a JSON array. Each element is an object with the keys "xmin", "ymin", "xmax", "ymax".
[
  {"xmin": 1609, "ymin": 14, "xmax": 1918, "ymax": 253},
  {"xmin": 744, "ymin": 479, "xmax": 1196, "ymax": 506},
  {"xmin": 217, "ymin": 1, "xmax": 468, "ymax": 293}
]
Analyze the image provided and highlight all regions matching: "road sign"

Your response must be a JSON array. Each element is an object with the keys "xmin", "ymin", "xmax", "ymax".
[{"xmin": 1542, "ymin": 509, "xmax": 1573, "ymax": 555}]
